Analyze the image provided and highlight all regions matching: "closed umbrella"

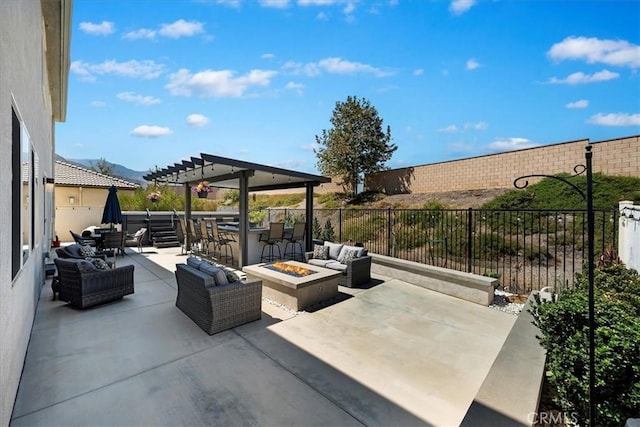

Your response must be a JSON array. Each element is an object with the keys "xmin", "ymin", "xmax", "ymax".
[{"xmin": 101, "ymin": 186, "xmax": 123, "ymax": 229}]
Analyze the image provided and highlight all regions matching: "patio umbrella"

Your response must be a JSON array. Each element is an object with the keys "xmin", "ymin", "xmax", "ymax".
[{"xmin": 101, "ymin": 186, "xmax": 123, "ymax": 229}]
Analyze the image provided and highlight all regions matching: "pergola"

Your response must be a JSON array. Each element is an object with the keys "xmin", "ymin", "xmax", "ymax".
[{"xmin": 143, "ymin": 153, "xmax": 331, "ymax": 267}]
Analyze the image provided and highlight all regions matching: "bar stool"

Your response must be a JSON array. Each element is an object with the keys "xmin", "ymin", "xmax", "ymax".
[
  {"xmin": 259, "ymin": 222, "xmax": 284, "ymax": 262},
  {"xmin": 283, "ymin": 222, "xmax": 306, "ymax": 261}
]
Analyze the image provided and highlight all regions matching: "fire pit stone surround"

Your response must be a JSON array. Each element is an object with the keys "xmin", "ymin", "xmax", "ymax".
[{"xmin": 243, "ymin": 261, "xmax": 341, "ymax": 311}]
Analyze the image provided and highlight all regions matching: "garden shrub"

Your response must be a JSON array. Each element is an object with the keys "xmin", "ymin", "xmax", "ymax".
[{"xmin": 530, "ymin": 263, "xmax": 640, "ymax": 426}]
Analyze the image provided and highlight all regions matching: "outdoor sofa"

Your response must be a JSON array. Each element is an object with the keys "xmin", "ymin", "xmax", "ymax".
[
  {"xmin": 174, "ymin": 257, "xmax": 262, "ymax": 335},
  {"xmin": 53, "ymin": 257, "xmax": 135, "ymax": 308},
  {"xmin": 305, "ymin": 241, "xmax": 372, "ymax": 288}
]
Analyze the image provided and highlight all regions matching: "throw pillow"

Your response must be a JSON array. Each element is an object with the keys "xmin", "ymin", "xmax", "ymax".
[
  {"xmin": 224, "ymin": 269, "xmax": 240, "ymax": 283},
  {"xmin": 313, "ymin": 244, "xmax": 329, "ymax": 260},
  {"xmin": 338, "ymin": 244, "xmax": 366, "ymax": 259},
  {"xmin": 79, "ymin": 245, "xmax": 96, "ymax": 257},
  {"xmin": 337, "ymin": 248, "xmax": 359, "ymax": 264},
  {"xmin": 89, "ymin": 258, "xmax": 110, "ymax": 270}
]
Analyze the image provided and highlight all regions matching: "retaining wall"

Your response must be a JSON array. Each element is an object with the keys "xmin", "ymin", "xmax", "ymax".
[{"xmin": 367, "ymin": 135, "xmax": 639, "ymax": 194}]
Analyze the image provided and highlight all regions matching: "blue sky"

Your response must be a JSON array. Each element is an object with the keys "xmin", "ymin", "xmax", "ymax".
[{"xmin": 56, "ymin": 0, "xmax": 640, "ymax": 175}]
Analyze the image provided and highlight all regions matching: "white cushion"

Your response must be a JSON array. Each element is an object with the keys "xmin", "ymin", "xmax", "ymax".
[
  {"xmin": 325, "ymin": 261, "xmax": 347, "ymax": 272},
  {"xmin": 308, "ymin": 258, "xmax": 333, "ymax": 268},
  {"xmin": 324, "ymin": 242, "xmax": 344, "ymax": 260}
]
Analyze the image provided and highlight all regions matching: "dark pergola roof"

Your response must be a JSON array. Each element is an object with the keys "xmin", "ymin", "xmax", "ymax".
[
  {"xmin": 143, "ymin": 153, "xmax": 330, "ymax": 267},
  {"xmin": 143, "ymin": 153, "xmax": 331, "ymax": 191}
]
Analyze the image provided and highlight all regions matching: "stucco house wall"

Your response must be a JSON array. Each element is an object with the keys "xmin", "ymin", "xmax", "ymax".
[{"xmin": 0, "ymin": 1, "xmax": 72, "ymax": 425}]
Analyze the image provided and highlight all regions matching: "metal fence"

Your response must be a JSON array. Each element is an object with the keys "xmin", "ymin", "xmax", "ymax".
[{"xmin": 263, "ymin": 207, "xmax": 618, "ymax": 294}]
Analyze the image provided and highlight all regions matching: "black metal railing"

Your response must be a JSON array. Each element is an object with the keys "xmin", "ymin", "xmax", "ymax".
[{"xmin": 262, "ymin": 207, "xmax": 618, "ymax": 294}]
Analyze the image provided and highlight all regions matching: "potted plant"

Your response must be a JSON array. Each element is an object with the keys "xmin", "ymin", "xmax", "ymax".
[
  {"xmin": 249, "ymin": 210, "xmax": 267, "ymax": 227},
  {"xmin": 146, "ymin": 192, "xmax": 162, "ymax": 203},
  {"xmin": 193, "ymin": 181, "xmax": 212, "ymax": 198}
]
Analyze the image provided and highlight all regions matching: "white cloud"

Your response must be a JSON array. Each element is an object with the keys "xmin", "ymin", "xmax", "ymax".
[
  {"xmin": 71, "ymin": 59, "xmax": 165, "ymax": 81},
  {"xmin": 316, "ymin": 11, "xmax": 329, "ymax": 21},
  {"xmin": 548, "ymin": 36, "xmax": 640, "ymax": 68},
  {"xmin": 282, "ymin": 57, "xmax": 393, "ymax": 77},
  {"xmin": 439, "ymin": 125, "xmax": 458, "ymax": 133},
  {"xmin": 90, "ymin": 101, "xmax": 106, "ymax": 108},
  {"xmin": 285, "ymin": 81, "xmax": 305, "ymax": 94},
  {"xmin": 186, "ymin": 114, "xmax": 210, "ymax": 127},
  {"xmin": 449, "ymin": 0, "xmax": 476, "ymax": 15},
  {"xmin": 464, "ymin": 121, "xmax": 488, "ymax": 131},
  {"xmin": 79, "ymin": 21, "xmax": 115, "ymax": 36},
  {"xmin": 566, "ymin": 99, "xmax": 589, "ymax": 109},
  {"xmin": 486, "ymin": 137, "xmax": 538, "ymax": 152},
  {"xmin": 131, "ymin": 125, "xmax": 173, "ymax": 137},
  {"xmin": 158, "ymin": 19, "xmax": 204, "ymax": 38},
  {"xmin": 259, "ymin": 0, "xmax": 290, "ymax": 8},
  {"xmin": 166, "ymin": 68, "xmax": 277, "ymax": 97},
  {"xmin": 262, "ymin": 53, "xmax": 276, "ymax": 60},
  {"xmin": 117, "ymin": 92, "xmax": 161, "ymax": 106},
  {"xmin": 413, "ymin": 68, "xmax": 424, "ymax": 76},
  {"xmin": 123, "ymin": 28, "xmax": 157, "ymax": 40},
  {"xmin": 547, "ymin": 69, "xmax": 619, "ymax": 85},
  {"xmin": 439, "ymin": 122, "xmax": 486, "ymax": 133},
  {"xmin": 587, "ymin": 113, "xmax": 640, "ymax": 127},
  {"xmin": 466, "ymin": 58, "xmax": 480, "ymax": 70}
]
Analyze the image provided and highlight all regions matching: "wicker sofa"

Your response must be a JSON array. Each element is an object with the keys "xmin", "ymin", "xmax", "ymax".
[
  {"xmin": 175, "ymin": 262, "xmax": 262, "ymax": 335},
  {"xmin": 53, "ymin": 258, "xmax": 135, "ymax": 308},
  {"xmin": 305, "ymin": 241, "xmax": 372, "ymax": 288}
]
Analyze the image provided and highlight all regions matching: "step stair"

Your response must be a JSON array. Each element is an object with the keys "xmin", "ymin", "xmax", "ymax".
[{"xmin": 147, "ymin": 218, "xmax": 181, "ymax": 248}]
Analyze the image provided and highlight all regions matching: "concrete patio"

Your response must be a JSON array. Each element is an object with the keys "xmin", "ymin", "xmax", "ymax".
[{"xmin": 11, "ymin": 246, "xmax": 517, "ymax": 426}]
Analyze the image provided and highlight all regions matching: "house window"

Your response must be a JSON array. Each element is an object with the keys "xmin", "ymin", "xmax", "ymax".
[{"xmin": 11, "ymin": 105, "xmax": 33, "ymax": 281}]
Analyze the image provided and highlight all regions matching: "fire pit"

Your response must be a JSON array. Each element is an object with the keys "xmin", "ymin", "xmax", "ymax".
[
  {"xmin": 263, "ymin": 261, "xmax": 317, "ymax": 277},
  {"xmin": 243, "ymin": 261, "xmax": 341, "ymax": 311}
]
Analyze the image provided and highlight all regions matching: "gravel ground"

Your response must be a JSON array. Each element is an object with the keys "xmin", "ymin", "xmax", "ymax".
[{"xmin": 490, "ymin": 290, "xmax": 526, "ymax": 315}]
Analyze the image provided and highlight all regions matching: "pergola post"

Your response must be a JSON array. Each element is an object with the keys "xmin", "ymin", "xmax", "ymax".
[
  {"xmin": 184, "ymin": 182, "xmax": 192, "ymax": 251},
  {"xmin": 238, "ymin": 171, "xmax": 250, "ymax": 267},
  {"xmin": 305, "ymin": 184, "xmax": 314, "ymax": 252}
]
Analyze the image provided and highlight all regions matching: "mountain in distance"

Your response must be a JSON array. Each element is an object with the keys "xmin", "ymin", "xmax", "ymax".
[{"xmin": 55, "ymin": 154, "xmax": 149, "ymax": 186}]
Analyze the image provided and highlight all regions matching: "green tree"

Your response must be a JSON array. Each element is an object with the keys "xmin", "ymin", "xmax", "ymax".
[
  {"xmin": 315, "ymin": 96, "xmax": 396, "ymax": 197},
  {"xmin": 322, "ymin": 218, "xmax": 335, "ymax": 242},
  {"xmin": 90, "ymin": 157, "xmax": 114, "ymax": 176}
]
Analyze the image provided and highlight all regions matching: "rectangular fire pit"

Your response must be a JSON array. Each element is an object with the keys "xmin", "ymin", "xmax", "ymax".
[{"xmin": 242, "ymin": 261, "xmax": 341, "ymax": 311}]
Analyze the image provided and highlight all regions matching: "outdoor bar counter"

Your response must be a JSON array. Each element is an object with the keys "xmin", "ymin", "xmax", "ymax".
[{"xmin": 215, "ymin": 222, "xmax": 306, "ymax": 266}]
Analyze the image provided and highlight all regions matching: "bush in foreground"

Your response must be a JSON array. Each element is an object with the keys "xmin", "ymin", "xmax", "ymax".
[{"xmin": 530, "ymin": 263, "xmax": 640, "ymax": 426}]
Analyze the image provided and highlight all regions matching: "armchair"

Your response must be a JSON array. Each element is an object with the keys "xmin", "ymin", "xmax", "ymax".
[
  {"xmin": 53, "ymin": 258, "xmax": 134, "ymax": 308},
  {"xmin": 55, "ymin": 244, "xmax": 116, "ymax": 267}
]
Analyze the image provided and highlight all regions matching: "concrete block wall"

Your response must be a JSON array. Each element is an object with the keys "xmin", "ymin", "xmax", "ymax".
[{"xmin": 367, "ymin": 135, "xmax": 639, "ymax": 194}]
